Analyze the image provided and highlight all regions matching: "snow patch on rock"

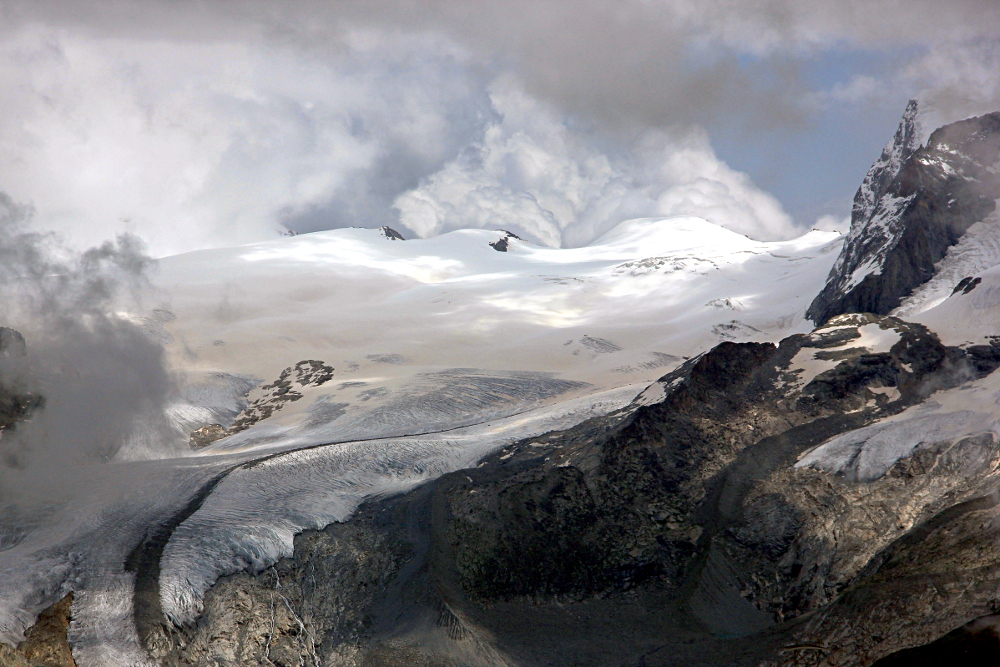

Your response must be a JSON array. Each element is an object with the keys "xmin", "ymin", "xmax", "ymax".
[{"xmin": 797, "ymin": 370, "xmax": 1000, "ymax": 482}]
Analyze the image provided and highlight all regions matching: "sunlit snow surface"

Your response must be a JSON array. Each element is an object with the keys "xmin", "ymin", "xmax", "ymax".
[
  {"xmin": 0, "ymin": 217, "xmax": 843, "ymax": 666},
  {"xmin": 147, "ymin": 219, "xmax": 842, "ymax": 435}
]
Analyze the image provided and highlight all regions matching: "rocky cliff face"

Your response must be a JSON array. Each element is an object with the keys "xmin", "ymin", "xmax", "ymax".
[
  {"xmin": 808, "ymin": 102, "xmax": 1000, "ymax": 324},
  {"xmin": 134, "ymin": 314, "xmax": 1000, "ymax": 666}
]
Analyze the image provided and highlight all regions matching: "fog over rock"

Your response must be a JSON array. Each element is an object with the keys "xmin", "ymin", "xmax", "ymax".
[{"xmin": 0, "ymin": 193, "xmax": 182, "ymax": 490}]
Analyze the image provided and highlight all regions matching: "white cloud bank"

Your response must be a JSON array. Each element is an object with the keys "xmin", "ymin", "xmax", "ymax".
[
  {"xmin": 0, "ymin": 26, "xmax": 500, "ymax": 255},
  {"xmin": 396, "ymin": 81, "xmax": 797, "ymax": 247},
  {"xmin": 0, "ymin": 23, "xmax": 798, "ymax": 255},
  {"xmin": 0, "ymin": 1, "xmax": 996, "ymax": 255}
]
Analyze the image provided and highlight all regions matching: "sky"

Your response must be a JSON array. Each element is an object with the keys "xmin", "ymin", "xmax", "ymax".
[{"xmin": 0, "ymin": 0, "xmax": 998, "ymax": 256}]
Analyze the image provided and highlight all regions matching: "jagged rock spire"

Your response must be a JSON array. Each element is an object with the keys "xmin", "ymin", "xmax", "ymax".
[{"xmin": 852, "ymin": 99, "xmax": 920, "ymax": 224}]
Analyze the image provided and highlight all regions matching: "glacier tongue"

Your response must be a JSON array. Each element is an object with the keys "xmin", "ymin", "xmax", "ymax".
[{"xmin": 157, "ymin": 384, "xmax": 645, "ymax": 628}]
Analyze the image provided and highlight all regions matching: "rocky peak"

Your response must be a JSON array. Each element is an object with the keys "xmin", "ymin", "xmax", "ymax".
[
  {"xmin": 377, "ymin": 226, "xmax": 406, "ymax": 240},
  {"xmin": 808, "ymin": 102, "xmax": 1000, "ymax": 325},
  {"xmin": 925, "ymin": 111, "xmax": 1000, "ymax": 165},
  {"xmin": 852, "ymin": 99, "xmax": 921, "ymax": 224},
  {"xmin": 489, "ymin": 229, "xmax": 522, "ymax": 252}
]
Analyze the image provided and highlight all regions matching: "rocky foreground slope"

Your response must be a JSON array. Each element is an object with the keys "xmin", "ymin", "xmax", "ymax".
[
  {"xmin": 103, "ymin": 313, "xmax": 996, "ymax": 667},
  {"xmin": 8, "ymin": 316, "xmax": 1000, "ymax": 667}
]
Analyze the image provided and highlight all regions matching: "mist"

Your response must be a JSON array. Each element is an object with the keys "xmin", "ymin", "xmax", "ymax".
[{"xmin": 0, "ymin": 191, "xmax": 181, "ymax": 509}]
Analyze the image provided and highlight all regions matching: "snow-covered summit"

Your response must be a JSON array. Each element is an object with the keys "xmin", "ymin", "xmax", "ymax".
[{"xmin": 589, "ymin": 215, "xmax": 756, "ymax": 251}]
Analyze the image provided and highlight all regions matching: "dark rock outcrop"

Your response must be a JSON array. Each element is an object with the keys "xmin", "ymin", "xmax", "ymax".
[
  {"xmin": 489, "ymin": 230, "xmax": 522, "ymax": 252},
  {"xmin": 951, "ymin": 275, "xmax": 982, "ymax": 294},
  {"xmin": 378, "ymin": 226, "xmax": 406, "ymax": 241},
  {"xmin": 0, "ymin": 594, "xmax": 76, "ymax": 667},
  {"xmin": 873, "ymin": 614, "xmax": 1000, "ymax": 666},
  {"xmin": 808, "ymin": 102, "xmax": 1000, "ymax": 324},
  {"xmin": 188, "ymin": 424, "xmax": 227, "ymax": 449},
  {"xmin": 188, "ymin": 360, "xmax": 335, "ymax": 447}
]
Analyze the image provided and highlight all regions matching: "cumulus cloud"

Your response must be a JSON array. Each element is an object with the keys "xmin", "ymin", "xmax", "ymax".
[
  {"xmin": 806, "ymin": 38, "xmax": 1000, "ymax": 140},
  {"xmin": 0, "ymin": 24, "xmax": 498, "ymax": 255},
  {"xmin": 663, "ymin": 0, "xmax": 1000, "ymax": 53},
  {"xmin": 250, "ymin": 0, "xmax": 1000, "ymax": 131},
  {"xmin": 905, "ymin": 39, "xmax": 1000, "ymax": 136},
  {"xmin": 396, "ymin": 80, "xmax": 797, "ymax": 246}
]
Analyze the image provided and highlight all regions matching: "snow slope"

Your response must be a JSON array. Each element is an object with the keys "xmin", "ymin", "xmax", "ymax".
[
  {"xmin": 154, "ymin": 217, "xmax": 842, "ymax": 452},
  {"xmin": 0, "ymin": 216, "xmax": 843, "ymax": 666},
  {"xmin": 899, "ymin": 262, "xmax": 1000, "ymax": 348},
  {"xmin": 895, "ymin": 205, "xmax": 1000, "ymax": 319}
]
